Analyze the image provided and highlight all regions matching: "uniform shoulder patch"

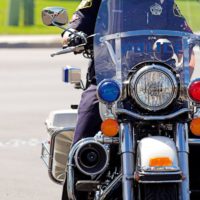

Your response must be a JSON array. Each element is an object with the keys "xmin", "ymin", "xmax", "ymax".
[
  {"xmin": 77, "ymin": 0, "xmax": 93, "ymax": 11},
  {"xmin": 173, "ymin": 3, "xmax": 183, "ymax": 18}
]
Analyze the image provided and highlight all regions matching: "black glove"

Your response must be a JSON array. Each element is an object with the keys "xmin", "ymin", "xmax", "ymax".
[{"xmin": 68, "ymin": 31, "xmax": 87, "ymax": 47}]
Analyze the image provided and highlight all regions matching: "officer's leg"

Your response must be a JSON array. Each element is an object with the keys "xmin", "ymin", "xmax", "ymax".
[
  {"xmin": 61, "ymin": 84, "xmax": 102, "ymax": 200},
  {"xmin": 73, "ymin": 84, "xmax": 102, "ymax": 144}
]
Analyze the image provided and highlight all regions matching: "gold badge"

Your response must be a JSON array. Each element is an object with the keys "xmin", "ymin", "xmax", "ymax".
[{"xmin": 77, "ymin": 0, "xmax": 93, "ymax": 10}]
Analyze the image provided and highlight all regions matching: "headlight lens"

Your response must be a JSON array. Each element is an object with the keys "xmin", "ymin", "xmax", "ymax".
[{"xmin": 130, "ymin": 64, "xmax": 178, "ymax": 111}]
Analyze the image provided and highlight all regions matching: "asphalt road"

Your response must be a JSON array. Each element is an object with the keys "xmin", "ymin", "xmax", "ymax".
[
  {"xmin": 0, "ymin": 48, "xmax": 199, "ymax": 200},
  {"xmin": 0, "ymin": 48, "xmax": 88, "ymax": 200}
]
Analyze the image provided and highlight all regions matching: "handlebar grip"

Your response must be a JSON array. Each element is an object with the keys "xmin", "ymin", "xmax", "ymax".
[{"xmin": 51, "ymin": 47, "xmax": 76, "ymax": 57}]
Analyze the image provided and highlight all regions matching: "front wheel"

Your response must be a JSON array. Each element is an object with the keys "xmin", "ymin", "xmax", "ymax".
[{"xmin": 141, "ymin": 183, "xmax": 179, "ymax": 200}]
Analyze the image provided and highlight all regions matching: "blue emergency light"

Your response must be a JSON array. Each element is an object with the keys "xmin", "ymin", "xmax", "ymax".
[{"xmin": 97, "ymin": 80, "xmax": 121, "ymax": 104}]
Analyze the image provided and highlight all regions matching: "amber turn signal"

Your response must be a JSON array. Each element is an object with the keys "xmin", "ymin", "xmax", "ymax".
[
  {"xmin": 101, "ymin": 119, "xmax": 119, "ymax": 137},
  {"xmin": 190, "ymin": 118, "xmax": 200, "ymax": 136},
  {"xmin": 149, "ymin": 157, "xmax": 172, "ymax": 167}
]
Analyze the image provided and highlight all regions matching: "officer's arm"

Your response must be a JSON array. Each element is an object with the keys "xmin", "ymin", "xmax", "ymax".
[{"xmin": 63, "ymin": 0, "xmax": 100, "ymax": 45}]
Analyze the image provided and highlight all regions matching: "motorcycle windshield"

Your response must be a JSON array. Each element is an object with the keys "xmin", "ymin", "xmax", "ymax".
[{"xmin": 94, "ymin": 0, "xmax": 199, "ymax": 85}]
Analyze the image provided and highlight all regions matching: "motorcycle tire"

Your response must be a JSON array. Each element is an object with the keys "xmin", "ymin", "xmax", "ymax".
[{"xmin": 142, "ymin": 183, "xmax": 178, "ymax": 200}]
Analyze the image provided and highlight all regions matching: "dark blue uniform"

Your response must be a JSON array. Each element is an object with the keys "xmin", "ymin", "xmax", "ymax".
[
  {"xmin": 67, "ymin": 0, "xmax": 102, "ymax": 145},
  {"xmin": 62, "ymin": 1, "xmax": 192, "ymax": 199},
  {"xmin": 122, "ymin": 0, "xmax": 192, "ymax": 32},
  {"xmin": 62, "ymin": 1, "xmax": 102, "ymax": 198},
  {"xmin": 68, "ymin": 0, "xmax": 101, "ymax": 36}
]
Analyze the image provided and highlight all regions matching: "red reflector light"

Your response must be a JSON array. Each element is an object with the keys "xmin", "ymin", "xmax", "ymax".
[{"xmin": 188, "ymin": 79, "xmax": 200, "ymax": 103}]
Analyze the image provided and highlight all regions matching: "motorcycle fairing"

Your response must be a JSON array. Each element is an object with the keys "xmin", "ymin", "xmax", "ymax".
[
  {"xmin": 94, "ymin": 0, "xmax": 195, "ymax": 90},
  {"xmin": 92, "ymin": 0, "xmax": 199, "ymax": 190}
]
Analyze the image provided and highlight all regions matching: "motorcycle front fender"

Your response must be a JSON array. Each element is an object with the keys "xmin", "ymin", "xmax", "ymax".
[{"xmin": 136, "ymin": 136, "xmax": 182, "ymax": 183}]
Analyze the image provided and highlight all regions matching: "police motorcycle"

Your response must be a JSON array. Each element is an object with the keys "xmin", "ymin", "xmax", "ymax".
[{"xmin": 41, "ymin": 1, "xmax": 200, "ymax": 200}]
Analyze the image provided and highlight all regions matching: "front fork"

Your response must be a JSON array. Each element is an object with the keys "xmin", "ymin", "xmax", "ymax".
[
  {"xmin": 120, "ymin": 123, "xmax": 135, "ymax": 200},
  {"xmin": 176, "ymin": 123, "xmax": 190, "ymax": 200},
  {"xmin": 119, "ymin": 123, "xmax": 190, "ymax": 200}
]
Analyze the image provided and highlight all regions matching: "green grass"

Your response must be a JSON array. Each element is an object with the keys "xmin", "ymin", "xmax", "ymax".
[
  {"xmin": 177, "ymin": 0, "xmax": 200, "ymax": 32},
  {"xmin": 0, "ymin": 0, "xmax": 199, "ymax": 34},
  {"xmin": 0, "ymin": 0, "xmax": 79, "ymax": 35}
]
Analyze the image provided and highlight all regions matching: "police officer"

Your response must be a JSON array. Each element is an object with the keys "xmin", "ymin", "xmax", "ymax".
[
  {"xmin": 63, "ymin": 0, "xmax": 102, "ymax": 146},
  {"xmin": 61, "ymin": 1, "xmax": 101, "ymax": 199},
  {"xmin": 61, "ymin": 0, "xmax": 194, "ymax": 199}
]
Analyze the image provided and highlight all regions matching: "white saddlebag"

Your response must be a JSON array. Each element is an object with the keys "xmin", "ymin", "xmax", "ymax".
[{"xmin": 41, "ymin": 109, "xmax": 77, "ymax": 184}]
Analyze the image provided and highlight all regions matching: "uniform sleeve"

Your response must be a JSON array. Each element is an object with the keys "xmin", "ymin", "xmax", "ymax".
[
  {"xmin": 67, "ymin": 0, "xmax": 101, "ymax": 35},
  {"xmin": 168, "ymin": 2, "xmax": 193, "ymax": 33}
]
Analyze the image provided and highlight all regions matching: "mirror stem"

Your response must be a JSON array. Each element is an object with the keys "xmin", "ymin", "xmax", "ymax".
[{"xmin": 52, "ymin": 21, "xmax": 67, "ymax": 31}]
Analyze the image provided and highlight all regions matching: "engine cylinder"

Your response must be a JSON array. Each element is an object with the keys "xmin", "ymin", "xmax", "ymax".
[{"xmin": 74, "ymin": 140, "xmax": 109, "ymax": 176}]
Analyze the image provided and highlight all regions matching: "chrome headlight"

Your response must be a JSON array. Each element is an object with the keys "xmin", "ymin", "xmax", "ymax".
[{"xmin": 130, "ymin": 64, "xmax": 178, "ymax": 111}]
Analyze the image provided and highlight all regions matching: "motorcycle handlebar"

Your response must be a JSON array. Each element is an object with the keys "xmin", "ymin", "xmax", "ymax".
[
  {"xmin": 50, "ymin": 45, "xmax": 85, "ymax": 57},
  {"xmin": 51, "ymin": 46, "xmax": 76, "ymax": 57},
  {"xmin": 50, "ymin": 32, "xmax": 95, "ymax": 57}
]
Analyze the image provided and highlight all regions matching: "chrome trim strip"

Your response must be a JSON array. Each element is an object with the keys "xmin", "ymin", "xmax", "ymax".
[
  {"xmin": 176, "ymin": 124, "xmax": 189, "ymax": 153},
  {"xmin": 104, "ymin": 41, "xmax": 118, "ymax": 66},
  {"xmin": 116, "ymin": 108, "xmax": 190, "ymax": 121},
  {"xmin": 139, "ymin": 180, "xmax": 182, "ymax": 183},
  {"xmin": 120, "ymin": 123, "xmax": 135, "ymax": 200},
  {"xmin": 188, "ymin": 139, "xmax": 200, "ymax": 145},
  {"xmin": 99, "ymin": 173, "xmax": 122, "ymax": 200},
  {"xmin": 101, "ymin": 30, "xmax": 194, "ymax": 42},
  {"xmin": 183, "ymin": 38, "xmax": 190, "ymax": 87},
  {"xmin": 95, "ymin": 135, "xmax": 120, "ymax": 144},
  {"xmin": 176, "ymin": 123, "xmax": 190, "ymax": 200},
  {"xmin": 142, "ymin": 166, "xmax": 180, "ymax": 172},
  {"xmin": 139, "ymin": 170, "xmax": 181, "ymax": 175},
  {"xmin": 194, "ymin": 107, "xmax": 200, "ymax": 118},
  {"xmin": 115, "ymin": 37, "xmax": 122, "ymax": 82}
]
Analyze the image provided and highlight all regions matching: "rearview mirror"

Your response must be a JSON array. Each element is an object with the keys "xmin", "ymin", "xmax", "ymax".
[{"xmin": 42, "ymin": 7, "xmax": 68, "ymax": 26}]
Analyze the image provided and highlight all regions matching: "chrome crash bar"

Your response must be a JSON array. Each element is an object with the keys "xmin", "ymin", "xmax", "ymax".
[
  {"xmin": 115, "ymin": 108, "xmax": 190, "ymax": 121},
  {"xmin": 41, "ymin": 128, "xmax": 74, "ymax": 185}
]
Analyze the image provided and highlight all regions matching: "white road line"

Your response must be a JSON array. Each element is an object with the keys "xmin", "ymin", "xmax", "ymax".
[{"xmin": 0, "ymin": 138, "xmax": 43, "ymax": 148}]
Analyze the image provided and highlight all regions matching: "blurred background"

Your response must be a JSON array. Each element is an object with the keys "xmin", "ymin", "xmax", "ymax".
[
  {"xmin": 0, "ymin": 0, "xmax": 200, "ymax": 34},
  {"xmin": 0, "ymin": 0, "xmax": 199, "ymax": 200},
  {"xmin": 0, "ymin": 0, "xmax": 79, "ymax": 34},
  {"xmin": 0, "ymin": 1, "xmax": 84, "ymax": 200}
]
